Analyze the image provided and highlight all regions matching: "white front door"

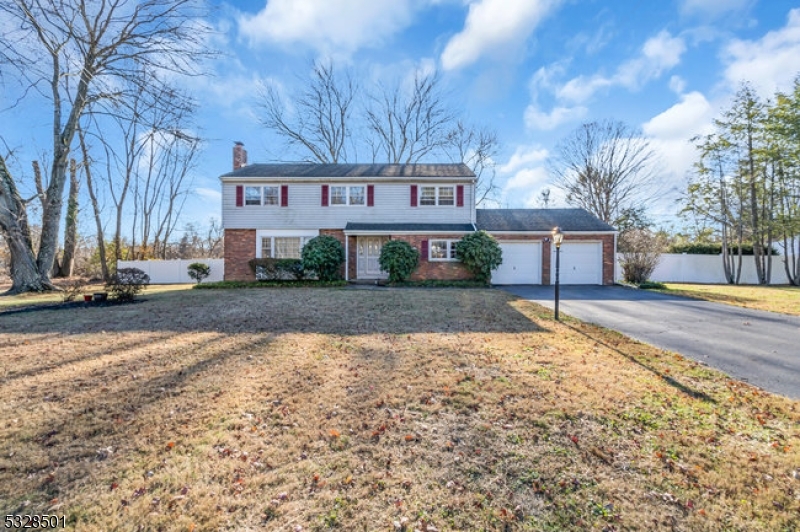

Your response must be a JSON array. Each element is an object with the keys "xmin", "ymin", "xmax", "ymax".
[{"xmin": 357, "ymin": 236, "xmax": 389, "ymax": 279}]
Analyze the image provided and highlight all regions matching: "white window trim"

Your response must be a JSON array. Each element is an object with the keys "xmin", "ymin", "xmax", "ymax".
[
  {"xmin": 418, "ymin": 185, "xmax": 456, "ymax": 207},
  {"xmin": 243, "ymin": 185, "xmax": 282, "ymax": 207},
  {"xmin": 262, "ymin": 185, "xmax": 280, "ymax": 206},
  {"xmin": 329, "ymin": 184, "xmax": 367, "ymax": 206},
  {"xmin": 429, "ymin": 239, "xmax": 459, "ymax": 262},
  {"xmin": 255, "ymin": 230, "xmax": 319, "ymax": 258},
  {"xmin": 244, "ymin": 186, "xmax": 262, "ymax": 206}
]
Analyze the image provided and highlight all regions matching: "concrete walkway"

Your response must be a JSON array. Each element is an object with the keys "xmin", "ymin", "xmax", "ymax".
[{"xmin": 503, "ymin": 285, "xmax": 800, "ymax": 400}]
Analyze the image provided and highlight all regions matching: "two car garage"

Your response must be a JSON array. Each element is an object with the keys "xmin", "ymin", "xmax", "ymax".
[
  {"xmin": 492, "ymin": 241, "xmax": 604, "ymax": 285},
  {"xmin": 476, "ymin": 208, "xmax": 615, "ymax": 286}
]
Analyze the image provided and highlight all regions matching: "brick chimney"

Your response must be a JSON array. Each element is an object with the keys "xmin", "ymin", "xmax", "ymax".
[{"xmin": 233, "ymin": 141, "xmax": 247, "ymax": 171}]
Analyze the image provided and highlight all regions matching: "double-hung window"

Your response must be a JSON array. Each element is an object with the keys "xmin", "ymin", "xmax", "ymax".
[
  {"xmin": 260, "ymin": 236, "xmax": 314, "ymax": 259},
  {"xmin": 429, "ymin": 240, "xmax": 459, "ymax": 261},
  {"xmin": 244, "ymin": 186, "xmax": 280, "ymax": 206},
  {"xmin": 330, "ymin": 185, "xmax": 366, "ymax": 206},
  {"xmin": 419, "ymin": 185, "xmax": 455, "ymax": 206},
  {"xmin": 263, "ymin": 186, "xmax": 280, "ymax": 205},
  {"xmin": 245, "ymin": 186, "xmax": 261, "ymax": 205}
]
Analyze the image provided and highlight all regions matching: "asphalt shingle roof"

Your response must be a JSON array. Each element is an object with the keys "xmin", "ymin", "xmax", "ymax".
[
  {"xmin": 345, "ymin": 223, "xmax": 476, "ymax": 232},
  {"xmin": 221, "ymin": 163, "xmax": 475, "ymax": 179},
  {"xmin": 476, "ymin": 209, "xmax": 616, "ymax": 232}
]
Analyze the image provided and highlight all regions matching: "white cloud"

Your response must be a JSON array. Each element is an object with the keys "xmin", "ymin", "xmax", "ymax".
[
  {"xmin": 496, "ymin": 145, "xmax": 560, "ymax": 207},
  {"xmin": 440, "ymin": 0, "xmax": 562, "ymax": 71},
  {"xmin": 642, "ymin": 91, "xmax": 714, "ymax": 141},
  {"xmin": 238, "ymin": 0, "xmax": 419, "ymax": 55},
  {"xmin": 723, "ymin": 8, "xmax": 800, "ymax": 97},
  {"xmin": 641, "ymin": 91, "xmax": 715, "ymax": 205},
  {"xmin": 669, "ymin": 75, "xmax": 687, "ymax": 94},
  {"xmin": 680, "ymin": 0, "xmax": 752, "ymax": 18},
  {"xmin": 500, "ymin": 145, "xmax": 549, "ymax": 174},
  {"xmin": 523, "ymin": 104, "xmax": 587, "ymax": 130},
  {"xmin": 557, "ymin": 31, "xmax": 686, "ymax": 103}
]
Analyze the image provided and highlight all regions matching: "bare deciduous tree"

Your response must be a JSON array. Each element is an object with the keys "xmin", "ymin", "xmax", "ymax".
[
  {"xmin": 0, "ymin": 0, "xmax": 209, "ymax": 294},
  {"xmin": 549, "ymin": 120, "xmax": 659, "ymax": 226},
  {"xmin": 445, "ymin": 121, "xmax": 499, "ymax": 206},
  {"xmin": 259, "ymin": 61, "xmax": 356, "ymax": 163},
  {"xmin": 259, "ymin": 64, "xmax": 501, "ymax": 205},
  {"xmin": 366, "ymin": 72, "xmax": 455, "ymax": 164}
]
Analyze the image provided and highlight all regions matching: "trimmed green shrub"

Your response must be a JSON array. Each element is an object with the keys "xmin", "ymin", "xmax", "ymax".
[
  {"xmin": 106, "ymin": 267, "xmax": 149, "ymax": 301},
  {"xmin": 187, "ymin": 262, "xmax": 211, "ymax": 284},
  {"xmin": 301, "ymin": 235, "xmax": 345, "ymax": 281},
  {"xmin": 379, "ymin": 240, "xmax": 419, "ymax": 282},
  {"xmin": 454, "ymin": 231, "xmax": 503, "ymax": 285},
  {"xmin": 248, "ymin": 258, "xmax": 306, "ymax": 280}
]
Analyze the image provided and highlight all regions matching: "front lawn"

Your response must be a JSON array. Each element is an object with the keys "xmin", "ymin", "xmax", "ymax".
[
  {"xmin": 0, "ymin": 287, "xmax": 798, "ymax": 531},
  {"xmin": 660, "ymin": 283, "xmax": 800, "ymax": 316}
]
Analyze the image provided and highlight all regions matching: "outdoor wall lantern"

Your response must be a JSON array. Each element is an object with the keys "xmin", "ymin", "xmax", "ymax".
[{"xmin": 552, "ymin": 226, "xmax": 564, "ymax": 321}]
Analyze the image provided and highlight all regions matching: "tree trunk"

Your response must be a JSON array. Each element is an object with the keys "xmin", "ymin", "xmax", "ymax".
[
  {"xmin": 58, "ymin": 159, "xmax": 80, "ymax": 277},
  {"xmin": 79, "ymin": 128, "xmax": 109, "ymax": 281},
  {"xmin": 0, "ymin": 155, "xmax": 56, "ymax": 294}
]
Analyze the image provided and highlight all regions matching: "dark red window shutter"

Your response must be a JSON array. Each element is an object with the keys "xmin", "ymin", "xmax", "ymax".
[
  {"xmin": 321, "ymin": 185, "xmax": 329, "ymax": 207},
  {"xmin": 235, "ymin": 185, "xmax": 243, "ymax": 207},
  {"xmin": 280, "ymin": 185, "xmax": 288, "ymax": 207},
  {"xmin": 410, "ymin": 185, "xmax": 418, "ymax": 207},
  {"xmin": 420, "ymin": 239, "xmax": 428, "ymax": 261},
  {"xmin": 456, "ymin": 185, "xmax": 464, "ymax": 207},
  {"xmin": 367, "ymin": 185, "xmax": 374, "ymax": 207}
]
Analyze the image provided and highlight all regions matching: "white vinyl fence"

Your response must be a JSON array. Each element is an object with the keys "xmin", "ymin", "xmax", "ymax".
[
  {"xmin": 615, "ymin": 253, "xmax": 788, "ymax": 285},
  {"xmin": 117, "ymin": 259, "xmax": 224, "ymax": 284}
]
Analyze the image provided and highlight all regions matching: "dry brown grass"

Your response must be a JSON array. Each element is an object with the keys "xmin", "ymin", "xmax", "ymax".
[
  {"xmin": 661, "ymin": 283, "xmax": 800, "ymax": 316},
  {"xmin": 0, "ymin": 287, "xmax": 798, "ymax": 531}
]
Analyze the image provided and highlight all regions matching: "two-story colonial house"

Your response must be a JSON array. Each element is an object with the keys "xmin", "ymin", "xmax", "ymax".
[{"xmin": 221, "ymin": 144, "xmax": 616, "ymax": 284}]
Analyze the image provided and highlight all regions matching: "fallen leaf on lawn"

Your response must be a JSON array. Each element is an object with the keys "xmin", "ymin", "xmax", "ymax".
[
  {"xmin": 166, "ymin": 441, "xmax": 175, "ymax": 450},
  {"xmin": 329, "ymin": 429, "xmax": 340, "ymax": 438}
]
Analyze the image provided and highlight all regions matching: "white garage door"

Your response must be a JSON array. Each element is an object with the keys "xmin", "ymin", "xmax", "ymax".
[
  {"xmin": 492, "ymin": 242, "xmax": 542, "ymax": 285},
  {"xmin": 553, "ymin": 242, "xmax": 603, "ymax": 285}
]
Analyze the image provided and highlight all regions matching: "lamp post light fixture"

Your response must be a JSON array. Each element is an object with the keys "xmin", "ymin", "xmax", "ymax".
[{"xmin": 552, "ymin": 226, "xmax": 564, "ymax": 321}]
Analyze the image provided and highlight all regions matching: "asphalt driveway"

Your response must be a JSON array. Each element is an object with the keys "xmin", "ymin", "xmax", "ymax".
[{"xmin": 503, "ymin": 285, "xmax": 800, "ymax": 400}]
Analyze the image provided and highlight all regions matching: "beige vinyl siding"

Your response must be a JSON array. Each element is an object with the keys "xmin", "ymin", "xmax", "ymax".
[{"xmin": 222, "ymin": 182, "xmax": 474, "ymax": 230}]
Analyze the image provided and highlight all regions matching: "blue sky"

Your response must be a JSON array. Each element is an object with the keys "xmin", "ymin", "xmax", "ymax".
[{"xmin": 4, "ymin": 0, "xmax": 800, "ymax": 235}]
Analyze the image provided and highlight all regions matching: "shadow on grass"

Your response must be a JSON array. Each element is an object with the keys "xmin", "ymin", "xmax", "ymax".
[
  {"xmin": 564, "ymin": 321, "xmax": 717, "ymax": 404},
  {"xmin": 0, "ymin": 288, "xmax": 548, "ymax": 336},
  {"xmin": 0, "ymin": 333, "xmax": 276, "ymax": 514}
]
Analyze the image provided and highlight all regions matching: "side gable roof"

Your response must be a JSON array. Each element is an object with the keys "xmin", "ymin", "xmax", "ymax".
[
  {"xmin": 220, "ymin": 163, "xmax": 475, "ymax": 179},
  {"xmin": 476, "ymin": 209, "xmax": 616, "ymax": 232}
]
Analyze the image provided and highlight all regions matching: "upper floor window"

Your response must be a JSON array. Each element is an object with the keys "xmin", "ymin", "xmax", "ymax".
[
  {"xmin": 429, "ymin": 239, "xmax": 459, "ymax": 261},
  {"xmin": 245, "ymin": 186, "xmax": 261, "ymax": 206},
  {"xmin": 331, "ymin": 185, "xmax": 366, "ymax": 206},
  {"xmin": 419, "ymin": 185, "xmax": 455, "ymax": 206},
  {"xmin": 244, "ymin": 185, "xmax": 280, "ymax": 206},
  {"xmin": 263, "ymin": 186, "xmax": 280, "ymax": 205}
]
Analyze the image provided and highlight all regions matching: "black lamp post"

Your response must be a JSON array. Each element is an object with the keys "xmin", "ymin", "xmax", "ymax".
[{"xmin": 552, "ymin": 226, "xmax": 563, "ymax": 321}]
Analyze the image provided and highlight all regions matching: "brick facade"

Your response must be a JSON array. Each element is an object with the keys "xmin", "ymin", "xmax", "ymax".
[
  {"xmin": 224, "ymin": 229, "xmax": 257, "ymax": 281},
  {"xmin": 391, "ymin": 235, "xmax": 473, "ymax": 281},
  {"xmin": 223, "ymin": 228, "xmax": 614, "ymax": 285}
]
